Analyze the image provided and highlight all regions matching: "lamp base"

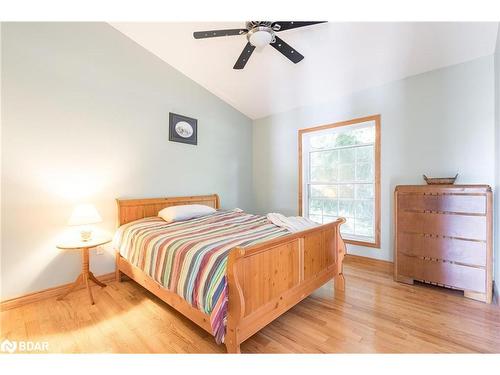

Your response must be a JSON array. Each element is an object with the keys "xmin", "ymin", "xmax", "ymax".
[{"xmin": 80, "ymin": 230, "xmax": 92, "ymax": 242}]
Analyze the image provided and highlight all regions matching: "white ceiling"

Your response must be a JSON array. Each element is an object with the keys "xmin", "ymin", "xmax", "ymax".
[{"xmin": 111, "ymin": 22, "xmax": 499, "ymax": 119}]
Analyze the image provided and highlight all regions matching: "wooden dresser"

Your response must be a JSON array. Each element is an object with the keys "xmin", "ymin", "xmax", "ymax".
[{"xmin": 394, "ymin": 185, "xmax": 492, "ymax": 303}]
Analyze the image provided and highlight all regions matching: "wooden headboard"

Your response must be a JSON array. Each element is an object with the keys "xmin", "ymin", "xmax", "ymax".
[{"xmin": 116, "ymin": 194, "xmax": 220, "ymax": 226}]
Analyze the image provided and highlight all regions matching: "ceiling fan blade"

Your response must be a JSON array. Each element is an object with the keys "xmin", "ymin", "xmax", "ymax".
[
  {"xmin": 270, "ymin": 36, "xmax": 304, "ymax": 64},
  {"xmin": 193, "ymin": 29, "xmax": 248, "ymax": 39},
  {"xmin": 271, "ymin": 21, "xmax": 326, "ymax": 32},
  {"xmin": 233, "ymin": 42, "xmax": 256, "ymax": 70}
]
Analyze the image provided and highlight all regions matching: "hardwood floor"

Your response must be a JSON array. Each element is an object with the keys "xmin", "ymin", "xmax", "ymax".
[{"xmin": 1, "ymin": 256, "xmax": 499, "ymax": 353}]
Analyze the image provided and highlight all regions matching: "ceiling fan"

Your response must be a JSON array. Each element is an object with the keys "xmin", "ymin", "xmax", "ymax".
[{"xmin": 193, "ymin": 21, "xmax": 326, "ymax": 69}]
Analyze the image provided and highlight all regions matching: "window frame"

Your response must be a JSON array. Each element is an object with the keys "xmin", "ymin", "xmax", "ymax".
[{"xmin": 298, "ymin": 114, "xmax": 381, "ymax": 248}]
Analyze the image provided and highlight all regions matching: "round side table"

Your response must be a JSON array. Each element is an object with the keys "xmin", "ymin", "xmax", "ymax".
[{"xmin": 57, "ymin": 236, "xmax": 111, "ymax": 305}]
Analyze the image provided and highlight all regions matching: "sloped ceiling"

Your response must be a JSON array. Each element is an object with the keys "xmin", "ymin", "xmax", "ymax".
[{"xmin": 111, "ymin": 22, "xmax": 499, "ymax": 119}]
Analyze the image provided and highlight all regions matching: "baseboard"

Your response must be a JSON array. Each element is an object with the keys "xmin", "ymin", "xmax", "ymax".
[
  {"xmin": 344, "ymin": 253, "xmax": 393, "ymax": 266},
  {"xmin": 0, "ymin": 272, "xmax": 115, "ymax": 311}
]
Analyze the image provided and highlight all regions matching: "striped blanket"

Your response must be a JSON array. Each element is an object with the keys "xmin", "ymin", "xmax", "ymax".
[{"xmin": 113, "ymin": 209, "xmax": 290, "ymax": 344}]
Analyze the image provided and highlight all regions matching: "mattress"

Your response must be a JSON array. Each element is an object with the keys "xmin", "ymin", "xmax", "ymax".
[{"xmin": 113, "ymin": 209, "xmax": 289, "ymax": 343}]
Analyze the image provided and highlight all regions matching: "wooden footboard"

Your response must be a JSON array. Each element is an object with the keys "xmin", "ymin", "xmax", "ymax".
[{"xmin": 225, "ymin": 219, "xmax": 346, "ymax": 353}]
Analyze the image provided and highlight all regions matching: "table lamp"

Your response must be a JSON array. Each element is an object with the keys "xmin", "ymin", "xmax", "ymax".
[{"xmin": 68, "ymin": 203, "xmax": 102, "ymax": 241}]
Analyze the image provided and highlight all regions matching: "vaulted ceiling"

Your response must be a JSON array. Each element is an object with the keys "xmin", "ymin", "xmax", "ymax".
[{"xmin": 111, "ymin": 22, "xmax": 499, "ymax": 119}]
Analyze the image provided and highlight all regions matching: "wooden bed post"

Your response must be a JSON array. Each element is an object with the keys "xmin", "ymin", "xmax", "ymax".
[
  {"xmin": 115, "ymin": 250, "xmax": 123, "ymax": 282},
  {"xmin": 334, "ymin": 219, "xmax": 346, "ymax": 292},
  {"xmin": 225, "ymin": 247, "xmax": 245, "ymax": 354}
]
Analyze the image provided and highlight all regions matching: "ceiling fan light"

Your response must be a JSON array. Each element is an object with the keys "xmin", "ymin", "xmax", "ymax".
[{"xmin": 248, "ymin": 30, "xmax": 273, "ymax": 48}]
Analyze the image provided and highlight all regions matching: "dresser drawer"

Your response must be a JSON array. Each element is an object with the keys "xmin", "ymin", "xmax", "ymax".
[
  {"xmin": 397, "ymin": 253, "xmax": 486, "ymax": 293},
  {"xmin": 397, "ymin": 233, "xmax": 486, "ymax": 266},
  {"xmin": 398, "ymin": 211, "xmax": 487, "ymax": 241},
  {"xmin": 398, "ymin": 193, "xmax": 486, "ymax": 214}
]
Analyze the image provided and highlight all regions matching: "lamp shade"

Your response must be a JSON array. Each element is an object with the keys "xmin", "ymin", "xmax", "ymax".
[{"xmin": 68, "ymin": 204, "xmax": 102, "ymax": 226}]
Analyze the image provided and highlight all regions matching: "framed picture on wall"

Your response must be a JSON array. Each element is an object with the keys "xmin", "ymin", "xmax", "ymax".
[{"xmin": 169, "ymin": 112, "xmax": 198, "ymax": 145}]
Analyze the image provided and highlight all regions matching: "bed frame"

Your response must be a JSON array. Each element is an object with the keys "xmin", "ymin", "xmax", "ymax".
[{"xmin": 115, "ymin": 194, "xmax": 346, "ymax": 353}]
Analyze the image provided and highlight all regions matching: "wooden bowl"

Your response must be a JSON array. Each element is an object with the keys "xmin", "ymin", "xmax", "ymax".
[{"xmin": 423, "ymin": 174, "xmax": 458, "ymax": 185}]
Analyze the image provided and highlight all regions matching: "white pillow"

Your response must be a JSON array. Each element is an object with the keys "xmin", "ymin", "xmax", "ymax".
[{"xmin": 158, "ymin": 204, "xmax": 216, "ymax": 222}]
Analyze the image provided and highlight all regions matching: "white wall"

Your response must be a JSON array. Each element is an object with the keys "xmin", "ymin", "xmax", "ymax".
[
  {"xmin": 253, "ymin": 56, "xmax": 495, "ymax": 261},
  {"xmin": 494, "ymin": 25, "xmax": 500, "ymax": 301},
  {"xmin": 0, "ymin": 23, "xmax": 253, "ymax": 300}
]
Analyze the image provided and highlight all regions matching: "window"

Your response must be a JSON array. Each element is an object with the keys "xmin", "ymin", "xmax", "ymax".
[{"xmin": 299, "ymin": 115, "xmax": 380, "ymax": 248}]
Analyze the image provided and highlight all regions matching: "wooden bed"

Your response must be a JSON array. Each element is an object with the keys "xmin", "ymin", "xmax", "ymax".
[{"xmin": 115, "ymin": 194, "xmax": 346, "ymax": 353}]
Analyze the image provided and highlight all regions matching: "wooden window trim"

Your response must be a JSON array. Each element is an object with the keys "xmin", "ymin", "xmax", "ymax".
[{"xmin": 298, "ymin": 114, "xmax": 381, "ymax": 249}]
